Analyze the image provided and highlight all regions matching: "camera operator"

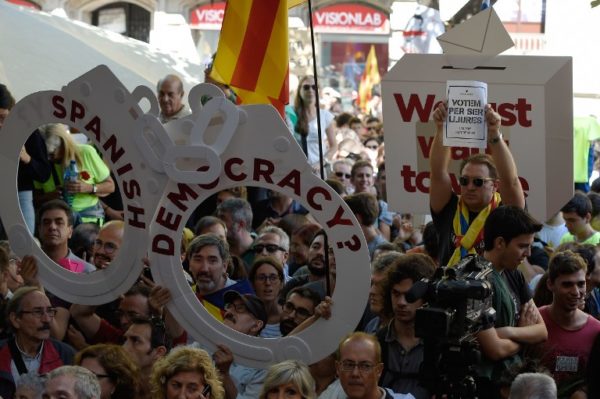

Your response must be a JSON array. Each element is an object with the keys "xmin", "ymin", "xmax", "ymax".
[
  {"xmin": 378, "ymin": 253, "xmax": 437, "ymax": 399},
  {"xmin": 475, "ymin": 206, "xmax": 547, "ymax": 397}
]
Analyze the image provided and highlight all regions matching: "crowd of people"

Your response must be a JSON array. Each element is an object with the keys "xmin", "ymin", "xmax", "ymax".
[{"xmin": 0, "ymin": 72, "xmax": 598, "ymax": 399}]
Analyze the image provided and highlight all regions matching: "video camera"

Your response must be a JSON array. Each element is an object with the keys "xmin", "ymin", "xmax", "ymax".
[{"xmin": 407, "ymin": 255, "xmax": 496, "ymax": 398}]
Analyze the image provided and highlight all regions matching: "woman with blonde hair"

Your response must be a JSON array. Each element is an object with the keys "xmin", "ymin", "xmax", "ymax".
[
  {"xmin": 150, "ymin": 346, "xmax": 225, "ymax": 399},
  {"xmin": 293, "ymin": 76, "xmax": 336, "ymax": 169},
  {"xmin": 35, "ymin": 123, "xmax": 115, "ymax": 225},
  {"xmin": 259, "ymin": 360, "xmax": 316, "ymax": 399},
  {"xmin": 75, "ymin": 344, "xmax": 143, "ymax": 399}
]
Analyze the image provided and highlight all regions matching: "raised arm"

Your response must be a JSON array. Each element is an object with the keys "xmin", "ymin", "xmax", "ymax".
[
  {"xmin": 485, "ymin": 105, "xmax": 525, "ymax": 208},
  {"xmin": 69, "ymin": 303, "xmax": 101, "ymax": 340},
  {"xmin": 429, "ymin": 101, "xmax": 453, "ymax": 214}
]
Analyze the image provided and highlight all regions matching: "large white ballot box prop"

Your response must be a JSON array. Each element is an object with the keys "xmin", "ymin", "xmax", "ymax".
[{"xmin": 382, "ymin": 54, "xmax": 573, "ymax": 222}]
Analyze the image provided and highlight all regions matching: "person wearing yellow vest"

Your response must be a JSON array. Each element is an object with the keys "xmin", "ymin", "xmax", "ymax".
[
  {"xmin": 34, "ymin": 124, "xmax": 115, "ymax": 226},
  {"xmin": 430, "ymin": 101, "xmax": 525, "ymax": 267}
]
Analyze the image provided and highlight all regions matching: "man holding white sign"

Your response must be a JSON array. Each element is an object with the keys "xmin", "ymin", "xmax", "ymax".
[{"xmin": 430, "ymin": 100, "xmax": 525, "ymax": 267}]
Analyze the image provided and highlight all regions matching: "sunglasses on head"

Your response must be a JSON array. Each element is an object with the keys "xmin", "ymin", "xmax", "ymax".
[
  {"xmin": 335, "ymin": 172, "xmax": 351, "ymax": 179},
  {"xmin": 302, "ymin": 84, "xmax": 317, "ymax": 91},
  {"xmin": 458, "ymin": 176, "xmax": 495, "ymax": 187}
]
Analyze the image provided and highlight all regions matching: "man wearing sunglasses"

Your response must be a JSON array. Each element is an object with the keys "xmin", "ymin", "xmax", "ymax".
[
  {"xmin": 430, "ymin": 102, "xmax": 525, "ymax": 267},
  {"xmin": 0, "ymin": 287, "xmax": 75, "ymax": 399},
  {"xmin": 248, "ymin": 226, "xmax": 291, "ymax": 281}
]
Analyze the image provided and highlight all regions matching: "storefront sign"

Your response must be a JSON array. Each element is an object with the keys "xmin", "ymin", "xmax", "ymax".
[
  {"xmin": 313, "ymin": 3, "xmax": 389, "ymax": 34},
  {"xmin": 189, "ymin": 1, "xmax": 226, "ymax": 30},
  {"xmin": 0, "ymin": 65, "xmax": 371, "ymax": 369},
  {"xmin": 382, "ymin": 54, "xmax": 573, "ymax": 222}
]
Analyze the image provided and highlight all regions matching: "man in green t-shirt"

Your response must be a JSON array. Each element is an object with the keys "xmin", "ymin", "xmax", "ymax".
[{"xmin": 560, "ymin": 192, "xmax": 600, "ymax": 245}]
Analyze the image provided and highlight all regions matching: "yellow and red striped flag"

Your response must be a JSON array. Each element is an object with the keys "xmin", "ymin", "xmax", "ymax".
[
  {"xmin": 210, "ymin": 0, "xmax": 289, "ymax": 116},
  {"xmin": 358, "ymin": 45, "xmax": 381, "ymax": 114}
]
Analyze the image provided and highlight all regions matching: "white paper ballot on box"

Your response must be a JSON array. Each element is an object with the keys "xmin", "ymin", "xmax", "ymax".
[{"xmin": 444, "ymin": 80, "xmax": 488, "ymax": 148}]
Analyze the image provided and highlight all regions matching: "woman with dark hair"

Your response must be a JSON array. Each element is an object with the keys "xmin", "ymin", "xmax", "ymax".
[
  {"xmin": 75, "ymin": 344, "xmax": 143, "ymax": 399},
  {"xmin": 293, "ymin": 76, "xmax": 336, "ymax": 169},
  {"xmin": 249, "ymin": 256, "xmax": 285, "ymax": 337}
]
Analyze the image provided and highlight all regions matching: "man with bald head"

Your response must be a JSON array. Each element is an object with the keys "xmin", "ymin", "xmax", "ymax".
[
  {"xmin": 157, "ymin": 74, "xmax": 191, "ymax": 123},
  {"xmin": 91, "ymin": 220, "xmax": 124, "ymax": 270}
]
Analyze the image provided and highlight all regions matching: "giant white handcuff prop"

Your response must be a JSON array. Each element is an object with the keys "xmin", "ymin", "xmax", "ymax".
[{"xmin": 0, "ymin": 66, "xmax": 371, "ymax": 368}]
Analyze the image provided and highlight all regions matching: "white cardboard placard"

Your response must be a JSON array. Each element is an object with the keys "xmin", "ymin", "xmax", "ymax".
[
  {"xmin": 382, "ymin": 54, "xmax": 573, "ymax": 222},
  {"xmin": 444, "ymin": 80, "xmax": 488, "ymax": 148}
]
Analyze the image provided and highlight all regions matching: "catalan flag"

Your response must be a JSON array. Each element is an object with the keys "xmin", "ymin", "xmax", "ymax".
[
  {"xmin": 357, "ymin": 45, "xmax": 381, "ymax": 114},
  {"xmin": 210, "ymin": 0, "xmax": 289, "ymax": 116}
]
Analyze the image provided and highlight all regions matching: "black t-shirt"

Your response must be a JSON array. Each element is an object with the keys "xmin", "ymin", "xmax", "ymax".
[
  {"xmin": 432, "ymin": 193, "xmax": 486, "ymax": 266},
  {"xmin": 501, "ymin": 268, "xmax": 531, "ymax": 321}
]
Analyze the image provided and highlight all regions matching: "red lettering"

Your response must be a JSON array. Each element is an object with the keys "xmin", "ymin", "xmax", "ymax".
[
  {"xmin": 196, "ymin": 165, "xmax": 219, "ymax": 189},
  {"xmin": 116, "ymin": 163, "xmax": 133, "ymax": 177},
  {"xmin": 84, "ymin": 116, "xmax": 101, "ymax": 141},
  {"xmin": 307, "ymin": 186, "xmax": 331, "ymax": 211},
  {"xmin": 127, "ymin": 205, "xmax": 145, "ymax": 228},
  {"xmin": 102, "ymin": 135, "xmax": 125, "ymax": 163},
  {"xmin": 401, "ymin": 165, "xmax": 431, "ymax": 194},
  {"xmin": 70, "ymin": 101, "xmax": 85, "ymax": 124},
  {"xmin": 52, "ymin": 96, "xmax": 66, "ymax": 118},
  {"xmin": 152, "ymin": 234, "xmax": 174, "ymax": 256},
  {"xmin": 326, "ymin": 206, "xmax": 353, "ymax": 228},
  {"xmin": 156, "ymin": 206, "xmax": 182, "ymax": 231},
  {"xmin": 516, "ymin": 98, "xmax": 532, "ymax": 127},
  {"xmin": 393, "ymin": 94, "xmax": 439, "ymax": 123},
  {"xmin": 225, "ymin": 158, "xmax": 246, "ymax": 181},
  {"xmin": 497, "ymin": 103, "xmax": 517, "ymax": 126},
  {"xmin": 122, "ymin": 179, "xmax": 141, "ymax": 199},
  {"xmin": 401, "ymin": 165, "xmax": 417, "ymax": 193},
  {"xmin": 277, "ymin": 169, "xmax": 301, "ymax": 197},
  {"xmin": 451, "ymin": 147, "xmax": 471, "ymax": 160},
  {"xmin": 167, "ymin": 184, "xmax": 199, "ymax": 212},
  {"xmin": 253, "ymin": 158, "xmax": 274, "ymax": 183},
  {"xmin": 489, "ymin": 98, "xmax": 532, "ymax": 127},
  {"xmin": 417, "ymin": 136, "xmax": 434, "ymax": 159}
]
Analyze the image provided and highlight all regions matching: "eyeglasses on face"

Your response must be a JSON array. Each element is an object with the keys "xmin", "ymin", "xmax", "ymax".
[
  {"xmin": 224, "ymin": 302, "xmax": 249, "ymax": 314},
  {"xmin": 302, "ymin": 84, "xmax": 317, "ymax": 91},
  {"xmin": 94, "ymin": 239, "xmax": 118, "ymax": 254},
  {"xmin": 458, "ymin": 176, "xmax": 495, "ymax": 187},
  {"xmin": 255, "ymin": 274, "xmax": 280, "ymax": 283},
  {"xmin": 335, "ymin": 172, "xmax": 351, "ymax": 179},
  {"xmin": 20, "ymin": 307, "xmax": 57, "ymax": 318},
  {"xmin": 282, "ymin": 301, "xmax": 311, "ymax": 320},
  {"xmin": 339, "ymin": 361, "xmax": 377, "ymax": 373},
  {"xmin": 252, "ymin": 244, "xmax": 286, "ymax": 254}
]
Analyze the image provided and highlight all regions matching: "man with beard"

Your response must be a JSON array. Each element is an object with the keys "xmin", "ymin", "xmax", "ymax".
[
  {"xmin": 0, "ymin": 287, "xmax": 75, "ymax": 398},
  {"xmin": 149, "ymin": 234, "xmax": 254, "ymax": 340},
  {"xmin": 213, "ymin": 291, "xmax": 268, "ymax": 399},
  {"xmin": 280, "ymin": 230, "xmax": 330, "ymax": 302},
  {"xmin": 279, "ymin": 286, "xmax": 321, "ymax": 336},
  {"xmin": 90, "ymin": 221, "xmax": 123, "ymax": 270}
]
